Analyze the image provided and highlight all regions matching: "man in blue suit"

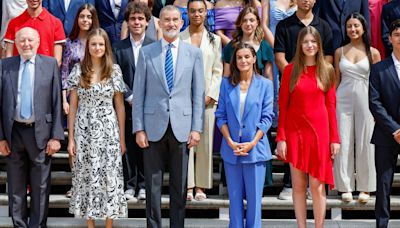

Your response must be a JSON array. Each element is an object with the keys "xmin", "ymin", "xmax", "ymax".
[
  {"xmin": 369, "ymin": 20, "xmax": 400, "ymax": 228},
  {"xmin": 43, "ymin": 0, "xmax": 95, "ymax": 37},
  {"xmin": 132, "ymin": 5, "xmax": 204, "ymax": 228},
  {"xmin": 314, "ymin": 0, "xmax": 370, "ymax": 51},
  {"xmin": 381, "ymin": 0, "xmax": 400, "ymax": 57},
  {"xmin": 95, "ymin": 0, "xmax": 129, "ymax": 44}
]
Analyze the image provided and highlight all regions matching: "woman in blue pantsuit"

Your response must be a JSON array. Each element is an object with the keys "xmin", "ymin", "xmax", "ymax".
[{"xmin": 215, "ymin": 42, "xmax": 274, "ymax": 228}]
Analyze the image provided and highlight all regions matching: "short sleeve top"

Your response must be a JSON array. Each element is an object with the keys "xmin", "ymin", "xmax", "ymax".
[
  {"xmin": 274, "ymin": 14, "xmax": 333, "ymax": 63},
  {"xmin": 4, "ymin": 9, "xmax": 66, "ymax": 57},
  {"xmin": 223, "ymin": 40, "xmax": 274, "ymax": 74},
  {"xmin": 67, "ymin": 63, "xmax": 126, "ymax": 93}
]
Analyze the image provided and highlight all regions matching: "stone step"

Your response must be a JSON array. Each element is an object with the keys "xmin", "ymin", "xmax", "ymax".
[
  {"xmin": 3, "ymin": 171, "xmax": 400, "ymax": 188},
  {"xmin": 0, "ymin": 171, "xmax": 285, "ymax": 187},
  {"xmin": 0, "ymin": 218, "xmax": 398, "ymax": 228},
  {"xmin": 0, "ymin": 194, "xmax": 399, "ymax": 210}
]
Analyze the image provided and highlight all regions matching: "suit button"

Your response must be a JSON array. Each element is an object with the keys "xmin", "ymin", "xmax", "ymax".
[
  {"xmin": 169, "ymin": 96, "xmax": 172, "ymax": 99},
  {"xmin": 167, "ymin": 109, "xmax": 169, "ymax": 112},
  {"xmin": 243, "ymin": 125, "xmax": 245, "ymax": 128}
]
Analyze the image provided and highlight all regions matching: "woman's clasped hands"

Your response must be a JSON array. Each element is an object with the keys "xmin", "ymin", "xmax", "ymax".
[{"xmin": 228, "ymin": 139, "xmax": 255, "ymax": 156}]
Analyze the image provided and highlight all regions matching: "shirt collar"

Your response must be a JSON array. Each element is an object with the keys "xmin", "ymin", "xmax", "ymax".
[
  {"xmin": 20, "ymin": 55, "xmax": 36, "ymax": 65},
  {"xmin": 25, "ymin": 8, "xmax": 47, "ymax": 21},
  {"xmin": 161, "ymin": 37, "xmax": 180, "ymax": 49},
  {"xmin": 294, "ymin": 13, "xmax": 319, "ymax": 26},
  {"xmin": 129, "ymin": 34, "xmax": 145, "ymax": 48},
  {"xmin": 392, "ymin": 53, "xmax": 400, "ymax": 69}
]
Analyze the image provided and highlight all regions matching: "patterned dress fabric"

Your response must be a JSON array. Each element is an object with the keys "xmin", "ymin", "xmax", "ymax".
[
  {"xmin": 60, "ymin": 38, "xmax": 85, "ymax": 90},
  {"xmin": 67, "ymin": 64, "xmax": 128, "ymax": 219}
]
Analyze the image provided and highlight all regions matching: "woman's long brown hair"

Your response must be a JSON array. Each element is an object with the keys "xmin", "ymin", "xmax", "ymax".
[
  {"xmin": 69, "ymin": 3, "xmax": 99, "ymax": 40},
  {"xmin": 80, "ymin": 28, "xmax": 114, "ymax": 89},
  {"xmin": 231, "ymin": 6, "xmax": 263, "ymax": 49},
  {"xmin": 289, "ymin": 26, "xmax": 334, "ymax": 92}
]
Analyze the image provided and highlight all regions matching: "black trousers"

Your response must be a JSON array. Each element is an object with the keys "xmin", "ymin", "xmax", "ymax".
[
  {"xmin": 123, "ymin": 120, "xmax": 145, "ymax": 192},
  {"xmin": 375, "ymin": 145, "xmax": 400, "ymax": 228},
  {"xmin": 143, "ymin": 126, "xmax": 189, "ymax": 228},
  {"xmin": 7, "ymin": 123, "xmax": 51, "ymax": 228}
]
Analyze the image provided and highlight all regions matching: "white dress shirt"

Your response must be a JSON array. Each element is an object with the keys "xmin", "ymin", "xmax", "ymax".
[
  {"xmin": 14, "ymin": 56, "xmax": 36, "ymax": 123},
  {"xmin": 64, "ymin": 0, "xmax": 71, "ymax": 11},
  {"xmin": 392, "ymin": 53, "xmax": 400, "ymax": 81},
  {"xmin": 161, "ymin": 38, "xmax": 179, "ymax": 79},
  {"xmin": 391, "ymin": 53, "xmax": 400, "ymax": 135},
  {"xmin": 239, "ymin": 90, "xmax": 247, "ymax": 137},
  {"xmin": 126, "ymin": 34, "xmax": 145, "ymax": 102},
  {"xmin": 110, "ymin": 0, "xmax": 122, "ymax": 18},
  {"xmin": 130, "ymin": 34, "xmax": 145, "ymax": 67}
]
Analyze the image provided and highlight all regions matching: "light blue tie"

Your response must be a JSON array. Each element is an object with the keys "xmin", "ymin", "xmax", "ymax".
[
  {"xmin": 20, "ymin": 60, "xmax": 32, "ymax": 119},
  {"xmin": 165, "ymin": 43, "xmax": 174, "ymax": 92}
]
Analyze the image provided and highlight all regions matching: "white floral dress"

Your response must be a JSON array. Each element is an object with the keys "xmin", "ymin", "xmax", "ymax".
[{"xmin": 67, "ymin": 64, "xmax": 128, "ymax": 219}]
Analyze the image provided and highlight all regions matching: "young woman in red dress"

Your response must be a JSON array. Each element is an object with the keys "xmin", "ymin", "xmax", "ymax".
[{"xmin": 276, "ymin": 26, "xmax": 340, "ymax": 228}]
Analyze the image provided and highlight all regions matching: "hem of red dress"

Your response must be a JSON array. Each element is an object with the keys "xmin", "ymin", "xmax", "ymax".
[{"xmin": 286, "ymin": 161, "xmax": 335, "ymax": 190}]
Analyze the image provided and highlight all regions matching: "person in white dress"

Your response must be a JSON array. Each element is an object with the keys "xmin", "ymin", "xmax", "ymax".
[
  {"xmin": 67, "ymin": 27, "xmax": 127, "ymax": 228},
  {"xmin": 333, "ymin": 12, "xmax": 381, "ymax": 203}
]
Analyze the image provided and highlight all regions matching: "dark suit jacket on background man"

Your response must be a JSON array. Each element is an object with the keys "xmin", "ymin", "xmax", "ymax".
[{"xmin": 0, "ymin": 53, "xmax": 64, "ymax": 227}]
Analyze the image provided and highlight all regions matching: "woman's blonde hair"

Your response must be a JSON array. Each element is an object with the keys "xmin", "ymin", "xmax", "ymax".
[
  {"xmin": 80, "ymin": 28, "xmax": 114, "ymax": 89},
  {"xmin": 289, "ymin": 26, "xmax": 334, "ymax": 92}
]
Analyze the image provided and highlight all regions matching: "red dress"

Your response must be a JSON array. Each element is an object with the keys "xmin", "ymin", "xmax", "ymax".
[
  {"xmin": 369, "ymin": 0, "xmax": 388, "ymax": 58},
  {"xmin": 276, "ymin": 64, "xmax": 340, "ymax": 189}
]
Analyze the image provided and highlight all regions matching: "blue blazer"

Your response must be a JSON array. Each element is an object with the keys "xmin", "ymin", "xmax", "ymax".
[
  {"xmin": 314, "ymin": 0, "xmax": 370, "ymax": 51},
  {"xmin": 215, "ymin": 75, "xmax": 274, "ymax": 165},
  {"xmin": 95, "ymin": 0, "xmax": 129, "ymax": 44},
  {"xmin": 369, "ymin": 56, "xmax": 400, "ymax": 148},
  {"xmin": 43, "ymin": 0, "xmax": 95, "ymax": 37},
  {"xmin": 381, "ymin": 0, "xmax": 400, "ymax": 56}
]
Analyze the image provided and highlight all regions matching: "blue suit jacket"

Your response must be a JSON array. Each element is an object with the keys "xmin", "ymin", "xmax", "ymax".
[
  {"xmin": 314, "ymin": 0, "xmax": 370, "ymax": 51},
  {"xmin": 215, "ymin": 76, "xmax": 274, "ymax": 165},
  {"xmin": 95, "ymin": 0, "xmax": 128, "ymax": 44},
  {"xmin": 369, "ymin": 56, "xmax": 400, "ymax": 147},
  {"xmin": 43, "ymin": 0, "xmax": 95, "ymax": 37},
  {"xmin": 381, "ymin": 0, "xmax": 400, "ymax": 56}
]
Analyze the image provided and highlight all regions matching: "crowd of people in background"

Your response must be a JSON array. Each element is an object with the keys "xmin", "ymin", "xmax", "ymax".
[{"xmin": 0, "ymin": 0, "xmax": 400, "ymax": 228}]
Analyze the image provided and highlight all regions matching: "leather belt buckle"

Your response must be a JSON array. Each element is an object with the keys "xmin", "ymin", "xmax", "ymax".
[{"xmin": 16, "ymin": 122, "xmax": 35, "ymax": 128}]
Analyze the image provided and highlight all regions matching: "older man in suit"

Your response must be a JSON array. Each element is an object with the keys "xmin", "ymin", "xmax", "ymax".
[
  {"xmin": 369, "ymin": 19, "xmax": 400, "ymax": 228},
  {"xmin": 133, "ymin": 5, "xmax": 204, "ymax": 228},
  {"xmin": 0, "ymin": 27, "xmax": 64, "ymax": 228},
  {"xmin": 43, "ymin": 0, "xmax": 95, "ymax": 36},
  {"xmin": 112, "ymin": 1, "xmax": 155, "ymax": 201}
]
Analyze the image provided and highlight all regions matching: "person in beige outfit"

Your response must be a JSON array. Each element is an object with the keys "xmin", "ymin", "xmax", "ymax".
[
  {"xmin": 180, "ymin": 0, "xmax": 223, "ymax": 201},
  {"xmin": 333, "ymin": 13, "xmax": 381, "ymax": 203}
]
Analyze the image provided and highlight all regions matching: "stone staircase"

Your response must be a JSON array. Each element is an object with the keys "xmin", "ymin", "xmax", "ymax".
[{"xmin": 1, "ymin": 134, "xmax": 400, "ymax": 227}]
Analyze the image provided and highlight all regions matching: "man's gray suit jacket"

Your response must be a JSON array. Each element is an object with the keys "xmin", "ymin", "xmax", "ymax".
[{"xmin": 0, "ymin": 54, "xmax": 64, "ymax": 149}]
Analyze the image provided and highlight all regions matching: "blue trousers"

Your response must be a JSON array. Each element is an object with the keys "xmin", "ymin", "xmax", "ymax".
[{"xmin": 224, "ymin": 161, "xmax": 266, "ymax": 228}]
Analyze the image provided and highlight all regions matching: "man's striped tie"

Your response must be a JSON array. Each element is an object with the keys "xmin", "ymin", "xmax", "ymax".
[{"xmin": 165, "ymin": 43, "xmax": 174, "ymax": 92}]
